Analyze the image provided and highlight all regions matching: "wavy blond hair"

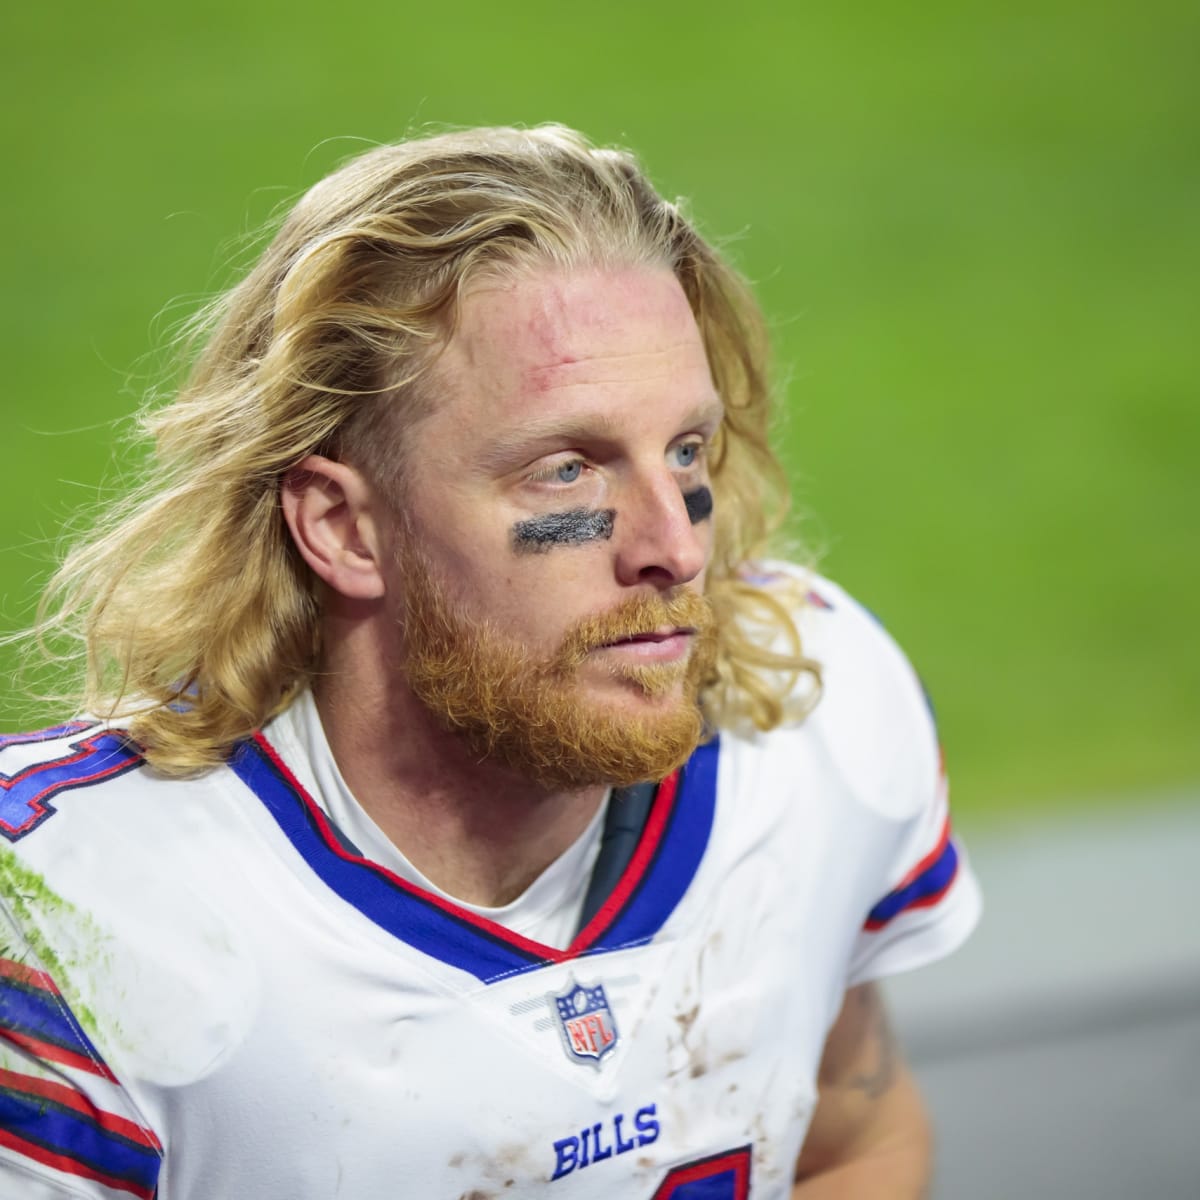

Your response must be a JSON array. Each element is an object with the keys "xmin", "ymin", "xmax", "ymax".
[{"xmin": 33, "ymin": 124, "xmax": 820, "ymax": 774}]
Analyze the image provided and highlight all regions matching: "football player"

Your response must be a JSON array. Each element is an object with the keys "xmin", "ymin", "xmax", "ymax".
[{"xmin": 0, "ymin": 125, "xmax": 979, "ymax": 1199}]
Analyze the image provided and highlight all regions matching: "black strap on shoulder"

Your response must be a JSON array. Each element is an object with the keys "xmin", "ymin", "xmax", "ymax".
[{"xmin": 575, "ymin": 781, "xmax": 657, "ymax": 936}]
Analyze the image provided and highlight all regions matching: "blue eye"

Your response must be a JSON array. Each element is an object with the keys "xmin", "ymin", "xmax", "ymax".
[
  {"xmin": 556, "ymin": 460, "xmax": 583, "ymax": 483},
  {"xmin": 673, "ymin": 442, "xmax": 700, "ymax": 468}
]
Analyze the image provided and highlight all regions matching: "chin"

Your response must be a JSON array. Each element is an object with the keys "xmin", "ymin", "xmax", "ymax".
[{"xmin": 590, "ymin": 666, "xmax": 692, "ymax": 707}]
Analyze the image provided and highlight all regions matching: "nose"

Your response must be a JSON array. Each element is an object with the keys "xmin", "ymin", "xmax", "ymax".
[{"xmin": 613, "ymin": 472, "xmax": 710, "ymax": 588}]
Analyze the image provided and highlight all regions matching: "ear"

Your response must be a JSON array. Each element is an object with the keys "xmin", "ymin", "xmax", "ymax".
[{"xmin": 280, "ymin": 455, "xmax": 387, "ymax": 600}]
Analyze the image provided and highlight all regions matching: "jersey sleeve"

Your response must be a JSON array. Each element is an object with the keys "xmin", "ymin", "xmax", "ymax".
[
  {"xmin": 844, "ymin": 750, "xmax": 982, "ymax": 986},
  {"xmin": 0, "ymin": 908, "xmax": 163, "ymax": 1200},
  {"xmin": 787, "ymin": 571, "xmax": 983, "ymax": 987}
]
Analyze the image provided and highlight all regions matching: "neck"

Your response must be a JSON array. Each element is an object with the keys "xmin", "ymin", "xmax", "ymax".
[{"xmin": 311, "ymin": 613, "xmax": 606, "ymax": 908}]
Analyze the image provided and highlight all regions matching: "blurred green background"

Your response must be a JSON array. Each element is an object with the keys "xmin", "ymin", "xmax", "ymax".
[{"xmin": 2, "ymin": 2, "xmax": 1196, "ymax": 826}]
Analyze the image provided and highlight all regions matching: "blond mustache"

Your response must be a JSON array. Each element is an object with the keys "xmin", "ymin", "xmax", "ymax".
[{"xmin": 555, "ymin": 591, "xmax": 714, "ymax": 669}]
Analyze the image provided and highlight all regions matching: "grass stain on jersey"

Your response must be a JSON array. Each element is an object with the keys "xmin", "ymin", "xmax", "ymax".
[{"xmin": 0, "ymin": 847, "xmax": 104, "ymax": 1038}]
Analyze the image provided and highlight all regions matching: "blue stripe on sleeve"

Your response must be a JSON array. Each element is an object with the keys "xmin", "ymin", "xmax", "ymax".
[
  {"xmin": 0, "ymin": 975, "xmax": 105, "ymax": 1061},
  {"xmin": 0, "ymin": 1084, "xmax": 160, "ymax": 1196},
  {"xmin": 866, "ymin": 840, "xmax": 958, "ymax": 928}
]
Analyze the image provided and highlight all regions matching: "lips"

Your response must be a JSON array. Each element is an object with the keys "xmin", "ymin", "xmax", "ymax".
[
  {"xmin": 604, "ymin": 627, "xmax": 694, "ymax": 648},
  {"xmin": 559, "ymin": 591, "xmax": 712, "ymax": 666}
]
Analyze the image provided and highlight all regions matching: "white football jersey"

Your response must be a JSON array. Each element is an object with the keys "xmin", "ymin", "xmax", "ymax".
[{"xmin": 0, "ymin": 574, "xmax": 980, "ymax": 1199}]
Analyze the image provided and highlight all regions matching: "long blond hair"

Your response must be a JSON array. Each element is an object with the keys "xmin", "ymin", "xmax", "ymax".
[{"xmin": 33, "ymin": 124, "xmax": 820, "ymax": 774}]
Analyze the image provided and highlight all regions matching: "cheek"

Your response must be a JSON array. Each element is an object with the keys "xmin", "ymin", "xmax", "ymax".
[{"xmin": 495, "ymin": 558, "xmax": 601, "ymax": 645}]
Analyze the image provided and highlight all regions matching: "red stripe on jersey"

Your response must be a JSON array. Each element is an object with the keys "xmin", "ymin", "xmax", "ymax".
[
  {"xmin": 862, "ymin": 815, "xmax": 957, "ymax": 932},
  {"xmin": 0, "ymin": 956, "xmax": 56, "ymax": 993},
  {"xmin": 252, "ymin": 732, "xmax": 578, "ymax": 964},
  {"xmin": 892, "ymin": 815, "xmax": 951, "ymax": 893},
  {"xmin": 0, "ymin": 1068, "xmax": 162, "ymax": 1152},
  {"xmin": 570, "ymin": 769, "xmax": 680, "ymax": 952},
  {"xmin": 0, "ymin": 1028, "xmax": 118, "ymax": 1082},
  {"xmin": 862, "ymin": 872, "xmax": 956, "ymax": 931},
  {"xmin": 899, "ymin": 872, "xmax": 955, "ymax": 915},
  {"xmin": 0, "ymin": 1127, "xmax": 155, "ymax": 1200}
]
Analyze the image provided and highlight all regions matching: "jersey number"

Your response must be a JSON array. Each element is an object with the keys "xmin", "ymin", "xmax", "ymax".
[
  {"xmin": 652, "ymin": 1146, "xmax": 752, "ymax": 1199},
  {"xmin": 0, "ymin": 725, "xmax": 142, "ymax": 841}
]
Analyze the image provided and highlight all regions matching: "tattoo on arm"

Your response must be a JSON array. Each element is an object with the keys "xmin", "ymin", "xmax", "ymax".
[
  {"xmin": 796, "ymin": 984, "xmax": 929, "ymax": 1188},
  {"xmin": 819, "ymin": 983, "xmax": 899, "ymax": 1100},
  {"xmin": 847, "ymin": 986, "xmax": 898, "ymax": 1099}
]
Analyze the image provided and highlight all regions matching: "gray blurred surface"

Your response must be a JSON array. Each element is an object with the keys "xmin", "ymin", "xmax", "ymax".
[
  {"xmin": 916, "ymin": 1007, "xmax": 1200, "ymax": 1199},
  {"xmin": 887, "ymin": 798, "xmax": 1200, "ymax": 1199}
]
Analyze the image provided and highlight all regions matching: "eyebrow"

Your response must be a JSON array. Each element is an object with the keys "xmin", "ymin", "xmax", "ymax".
[{"xmin": 482, "ymin": 396, "xmax": 726, "ymax": 473}]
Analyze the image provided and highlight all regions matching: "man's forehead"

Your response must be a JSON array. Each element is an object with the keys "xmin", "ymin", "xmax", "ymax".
[
  {"xmin": 444, "ymin": 265, "xmax": 704, "ymax": 387},
  {"xmin": 409, "ymin": 266, "xmax": 723, "ymax": 474}
]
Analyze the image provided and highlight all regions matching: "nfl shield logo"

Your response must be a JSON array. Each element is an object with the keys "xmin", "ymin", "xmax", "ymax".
[{"xmin": 550, "ymin": 979, "xmax": 619, "ymax": 1067}]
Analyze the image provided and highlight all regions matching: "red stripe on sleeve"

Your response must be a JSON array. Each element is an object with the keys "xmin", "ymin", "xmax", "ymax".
[
  {"xmin": 0, "ymin": 1028, "xmax": 118, "ymax": 1082},
  {"xmin": 0, "ymin": 957, "xmax": 56, "ymax": 994},
  {"xmin": 0, "ymin": 1127, "xmax": 156, "ymax": 1199},
  {"xmin": 890, "ymin": 815, "xmax": 951, "ymax": 893},
  {"xmin": 0, "ymin": 1067, "xmax": 161, "ymax": 1152}
]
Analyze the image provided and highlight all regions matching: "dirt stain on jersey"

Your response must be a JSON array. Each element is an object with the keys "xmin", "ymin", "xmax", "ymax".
[
  {"xmin": 456, "ymin": 1181, "xmax": 514, "ymax": 1198},
  {"xmin": 751, "ymin": 1110, "xmax": 785, "ymax": 1185},
  {"xmin": 450, "ymin": 1140, "xmax": 537, "ymax": 1194},
  {"xmin": 674, "ymin": 1002, "xmax": 700, "ymax": 1037},
  {"xmin": 672, "ymin": 1001, "xmax": 711, "ymax": 1078}
]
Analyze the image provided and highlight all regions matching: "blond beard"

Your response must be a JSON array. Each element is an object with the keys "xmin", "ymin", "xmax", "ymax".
[{"xmin": 398, "ymin": 545, "xmax": 717, "ymax": 790}]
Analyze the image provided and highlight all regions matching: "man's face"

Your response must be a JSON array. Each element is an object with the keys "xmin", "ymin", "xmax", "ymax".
[{"xmin": 391, "ymin": 264, "xmax": 723, "ymax": 787}]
